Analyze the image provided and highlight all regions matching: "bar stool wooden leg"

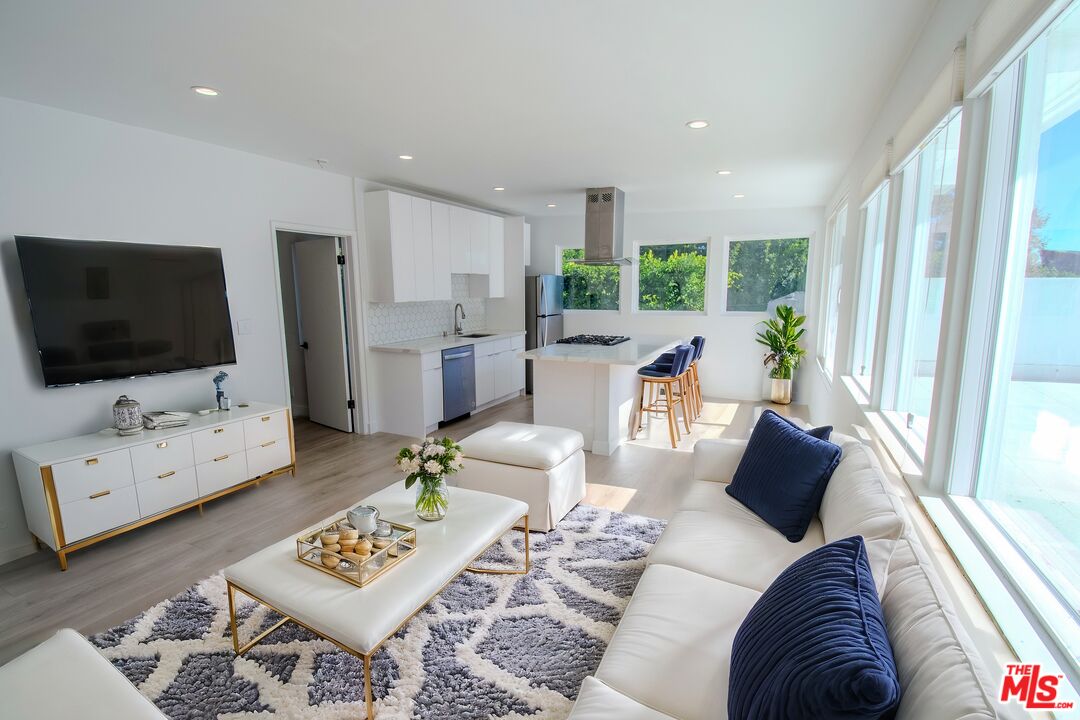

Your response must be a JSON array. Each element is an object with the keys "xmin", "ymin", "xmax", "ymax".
[
  {"xmin": 665, "ymin": 390, "xmax": 678, "ymax": 448},
  {"xmin": 678, "ymin": 376, "xmax": 692, "ymax": 433}
]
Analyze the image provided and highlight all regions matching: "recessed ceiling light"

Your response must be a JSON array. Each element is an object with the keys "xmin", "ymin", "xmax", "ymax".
[
  {"xmin": 733, "ymin": 193, "xmax": 745, "ymax": 199},
  {"xmin": 547, "ymin": 203, "xmax": 557, "ymax": 208},
  {"xmin": 686, "ymin": 120, "xmax": 709, "ymax": 129},
  {"xmin": 190, "ymin": 86, "xmax": 220, "ymax": 96},
  {"xmin": 398, "ymin": 154, "xmax": 413, "ymax": 160},
  {"xmin": 493, "ymin": 186, "xmax": 505, "ymax": 191},
  {"xmin": 716, "ymin": 170, "xmax": 732, "ymax": 175}
]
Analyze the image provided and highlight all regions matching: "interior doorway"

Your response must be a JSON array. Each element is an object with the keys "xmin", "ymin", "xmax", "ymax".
[{"xmin": 275, "ymin": 230, "xmax": 356, "ymax": 433}]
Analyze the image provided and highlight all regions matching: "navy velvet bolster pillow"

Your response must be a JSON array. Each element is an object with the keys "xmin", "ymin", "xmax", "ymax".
[
  {"xmin": 728, "ymin": 536, "xmax": 901, "ymax": 720},
  {"xmin": 726, "ymin": 409, "xmax": 842, "ymax": 541}
]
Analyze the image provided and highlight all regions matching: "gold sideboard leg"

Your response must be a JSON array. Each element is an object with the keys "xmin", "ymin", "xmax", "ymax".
[
  {"xmin": 57, "ymin": 550, "xmax": 68, "ymax": 571},
  {"xmin": 31, "ymin": 534, "xmax": 43, "ymax": 550}
]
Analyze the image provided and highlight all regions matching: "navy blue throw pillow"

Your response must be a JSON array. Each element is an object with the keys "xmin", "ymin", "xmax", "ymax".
[
  {"xmin": 726, "ymin": 409, "xmax": 841, "ymax": 541},
  {"xmin": 729, "ymin": 536, "xmax": 901, "ymax": 720}
]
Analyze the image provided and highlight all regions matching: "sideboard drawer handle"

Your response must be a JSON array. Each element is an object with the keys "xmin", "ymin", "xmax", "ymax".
[
  {"xmin": 260, "ymin": 440, "xmax": 276, "ymax": 448},
  {"xmin": 261, "ymin": 416, "xmax": 271, "ymax": 422},
  {"xmin": 213, "ymin": 454, "xmax": 229, "ymax": 462},
  {"xmin": 213, "ymin": 428, "xmax": 224, "ymax": 434},
  {"xmin": 158, "ymin": 470, "xmax": 176, "ymax": 479},
  {"xmin": 89, "ymin": 490, "xmax": 110, "ymax": 499},
  {"xmin": 157, "ymin": 441, "xmax": 168, "ymax": 449},
  {"xmin": 85, "ymin": 458, "xmax": 99, "ymax": 466}
]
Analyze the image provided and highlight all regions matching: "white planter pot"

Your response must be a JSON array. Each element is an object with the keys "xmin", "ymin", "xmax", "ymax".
[{"xmin": 769, "ymin": 378, "xmax": 793, "ymax": 405}]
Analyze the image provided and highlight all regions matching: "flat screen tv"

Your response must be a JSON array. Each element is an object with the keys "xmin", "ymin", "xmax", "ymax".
[{"xmin": 15, "ymin": 236, "xmax": 237, "ymax": 387}]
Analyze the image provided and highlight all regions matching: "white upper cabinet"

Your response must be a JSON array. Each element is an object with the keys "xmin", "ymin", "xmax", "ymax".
[
  {"xmin": 365, "ymin": 190, "xmax": 451, "ymax": 302},
  {"xmin": 449, "ymin": 205, "xmax": 471, "ymax": 274},
  {"xmin": 367, "ymin": 190, "xmax": 505, "ymax": 302},
  {"xmin": 488, "ymin": 215, "xmax": 504, "ymax": 298},
  {"xmin": 524, "ymin": 222, "xmax": 531, "ymax": 267},
  {"xmin": 411, "ymin": 197, "xmax": 434, "ymax": 301},
  {"xmin": 469, "ymin": 210, "xmax": 489, "ymax": 274},
  {"xmin": 430, "ymin": 202, "xmax": 452, "ymax": 301}
]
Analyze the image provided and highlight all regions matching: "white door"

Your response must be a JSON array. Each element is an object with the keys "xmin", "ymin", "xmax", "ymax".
[
  {"xmin": 430, "ymin": 202, "xmax": 452, "ymax": 300},
  {"xmin": 449, "ymin": 205, "xmax": 471, "ymax": 273},
  {"xmin": 294, "ymin": 237, "xmax": 354, "ymax": 432},
  {"xmin": 411, "ymin": 197, "xmax": 434, "ymax": 301}
]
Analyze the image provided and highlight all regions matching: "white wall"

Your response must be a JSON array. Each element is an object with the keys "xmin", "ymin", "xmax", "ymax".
[
  {"xmin": 0, "ymin": 97, "xmax": 357, "ymax": 563},
  {"xmin": 526, "ymin": 207, "xmax": 826, "ymax": 403}
]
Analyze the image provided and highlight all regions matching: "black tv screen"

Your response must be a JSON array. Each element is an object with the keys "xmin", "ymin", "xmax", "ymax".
[{"xmin": 15, "ymin": 236, "xmax": 237, "ymax": 387}]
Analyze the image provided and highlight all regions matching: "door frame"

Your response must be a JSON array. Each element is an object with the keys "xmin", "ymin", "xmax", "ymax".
[{"xmin": 270, "ymin": 221, "xmax": 369, "ymax": 434}]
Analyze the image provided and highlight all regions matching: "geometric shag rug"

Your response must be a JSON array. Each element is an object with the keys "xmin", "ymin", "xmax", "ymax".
[{"xmin": 89, "ymin": 504, "xmax": 665, "ymax": 719}]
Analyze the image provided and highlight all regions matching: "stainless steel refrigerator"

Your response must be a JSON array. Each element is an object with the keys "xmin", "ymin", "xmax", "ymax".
[{"xmin": 524, "ymin": 274, "xmax": 564, "ymax": 393}]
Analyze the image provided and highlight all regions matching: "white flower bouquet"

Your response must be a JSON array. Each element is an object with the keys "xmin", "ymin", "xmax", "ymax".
[{"xmin": 396, "ymin": 437, "xmax": 464, "ymax": 520}]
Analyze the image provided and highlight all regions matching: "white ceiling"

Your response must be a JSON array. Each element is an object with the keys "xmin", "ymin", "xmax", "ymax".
[{"xmin": 0, "ymin": 0, "xmax": 934, "ymax": 216}]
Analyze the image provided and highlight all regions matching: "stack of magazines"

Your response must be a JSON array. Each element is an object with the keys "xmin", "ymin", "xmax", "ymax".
[{"xmin": 142, "ymin": 411, "xmax": 191, "ymax": 430}]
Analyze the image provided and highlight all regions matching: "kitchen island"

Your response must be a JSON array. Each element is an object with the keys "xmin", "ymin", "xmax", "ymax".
[{"xmin": 522, "ymin": 335, "xmax": 684, "ymax": 455}]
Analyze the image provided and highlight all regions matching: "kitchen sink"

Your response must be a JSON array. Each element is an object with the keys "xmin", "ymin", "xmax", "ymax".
[{"xmin": 460, "ymin": 332, "xmax": 495, "ymax": 338}]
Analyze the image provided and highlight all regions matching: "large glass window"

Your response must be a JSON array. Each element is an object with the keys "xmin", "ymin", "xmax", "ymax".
[
  {"xmin": 882, "ymin": 111, "xmax": 962, "ymax": 445},
  {"xmin": 637, "ymin": 241, "xmax": 708, "ymax": 311},
  {"xmin": 852, "ymin": 184, "xmax": 890, "ymax": 392},
  {"xmin": 971, "ymin": 2, "xmax": 1080, "ymax": 652},
  {"xmin": 725, "ymin": 237, "xmax": 809, "ymax": 312},
  {"xmin": 561, "ymin": 248, "xmax": 620, "ymax": 310},
  {"xmin": 819, "ymin": 208, "xmax": 847, "ymax": 378}
]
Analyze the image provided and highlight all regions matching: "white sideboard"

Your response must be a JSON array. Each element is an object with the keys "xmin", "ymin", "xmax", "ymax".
[{"xmin": 13, "ymin": 401, "xmax": 295, "ymax": 570}]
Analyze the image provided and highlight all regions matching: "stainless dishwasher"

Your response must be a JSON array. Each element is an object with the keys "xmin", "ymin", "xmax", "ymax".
[{"xmin": 441, "ymin": 345, "xmax": 475, "ymax": 423}]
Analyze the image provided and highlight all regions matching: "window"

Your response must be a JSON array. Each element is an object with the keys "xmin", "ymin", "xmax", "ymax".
[
  {"xmin": 637, "ymin": 241, "xmax": 707, "ymax": 312},
  {"xmin": 819, "ymin": 207, "xmax": 847, "ymax": 378},
  {"xmin": 852, "ymin": 184, "xmax": 890, "ymax": 393},
  {"xmin": 881, "ymin": 111, "xmax": 962, "ymax": 447},
  {"xmin": 725, "ymin": 237, "xmax": 809, "ymax": 312},
  {"xmin": 954, "ymin": 2, "xmax": 1080, "ymax": 666},
  {"xmin": 560, "ymin": 248, "xmax": 619, "ymax": 310}
]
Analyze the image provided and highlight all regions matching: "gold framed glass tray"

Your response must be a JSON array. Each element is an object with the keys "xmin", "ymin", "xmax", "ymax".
[{"xmin": 296, "ymin": 518, "xmax": 417, "ymax": 588}]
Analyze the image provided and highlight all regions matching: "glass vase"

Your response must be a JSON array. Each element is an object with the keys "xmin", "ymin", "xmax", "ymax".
[{"xmin": 415, "ymin": 476, "xmax": 448, "ymax": 521}]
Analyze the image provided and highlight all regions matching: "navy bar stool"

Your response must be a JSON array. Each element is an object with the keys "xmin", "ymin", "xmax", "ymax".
[
  {"xmin": 632, "ymin": 344, "xmax": 694, "ymax": 448},
  {"xmin": 650, "ymin": 336, "xmax": 704, "ymax": 420}
]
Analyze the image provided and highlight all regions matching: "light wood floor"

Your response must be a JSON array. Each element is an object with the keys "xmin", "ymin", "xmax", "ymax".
[{"xmin": 0, "ymin": 394, "xmax": 805, "ymax": 664}]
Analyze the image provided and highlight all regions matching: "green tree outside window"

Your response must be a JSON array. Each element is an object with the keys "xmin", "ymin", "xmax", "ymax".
[
  {"xmin": 561, "ymin": 248, "xmax": 620, "ymax": 310},
  {"xmin": 638, "ymin": 242, "xmax": 708, "ymax": 311}
]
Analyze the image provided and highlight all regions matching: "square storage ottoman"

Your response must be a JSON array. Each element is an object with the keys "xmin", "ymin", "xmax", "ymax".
[{"xmin": 451, "ymin": 421, "xmax": 586, "ymax": 531}]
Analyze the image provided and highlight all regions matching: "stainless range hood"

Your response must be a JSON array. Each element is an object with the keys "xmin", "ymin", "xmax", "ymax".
[{"xmin": 572, "ymin": 186, "xmax": 632, "ymax": 265}]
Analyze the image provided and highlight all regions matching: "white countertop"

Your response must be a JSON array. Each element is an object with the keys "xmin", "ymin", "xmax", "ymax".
[
  {"xmin": 370, "ymin": 329, "xmax": 525, "ymax": 355},
  {"xmin": 521, "ymin": 335, "xmax": 685, "ymax": 366}
]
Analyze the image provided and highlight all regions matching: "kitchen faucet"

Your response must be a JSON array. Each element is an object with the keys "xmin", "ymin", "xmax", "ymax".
[{"xmin": 454, "ymin": 303, "xmax": 466, "ymax": 335}]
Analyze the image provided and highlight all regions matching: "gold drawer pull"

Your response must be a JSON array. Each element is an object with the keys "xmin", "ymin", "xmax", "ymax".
[
  {"xmin": 157, "ymin": 441, "xmax": 168, "ymax": 449},
  {"xmin": 89, "ymin": 490, "xmax": 111, "ymax": 499},
  {"xmin": 260, "ymin": 440, "xmax": 276, "ymax": 448},
  {"xmin": 261, "ymin": 415, "xmax": 271, "ymax": 422},
  {"xmin": 158, "ymin": 470, "xmax": 176, "ymax": 479},
  {"xmin": 213, "ymin": 428, "xmax": 225, "ymax": 434},
  {"xmin": 85, "ymin": 458, "xmax": 99, "ymax": 466},
  {"xmin": 213, "ymin": 454, "xmax": 229, "ymax": 462}
]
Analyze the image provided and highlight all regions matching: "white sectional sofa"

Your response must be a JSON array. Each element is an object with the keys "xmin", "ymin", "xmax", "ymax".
[
  {"xmin": 0, "ymin": 628, "xmax": 165, "ymax": 719},
  {"xmin": 568, "ymin": 431, "xmax": 1017, "ymax": 720}
]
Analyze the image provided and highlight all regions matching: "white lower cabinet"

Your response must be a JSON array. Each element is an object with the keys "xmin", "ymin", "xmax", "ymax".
[
  {"xmin": 196, "ymin": 452, "xmax": 249, "ymax": 497},
  {"xmin": 60, "ymin": 485, "xmax": 141, "ymax": 544},
  {"xmin": 423, "ymin": 367, "xmax": 443, "ymax": 428},
  {"xmin": 475, "ymin": 352, "xmax": 495, "ymax": 406},
  {"xmin": 136, "ymin": 467, "xmax": 198, "ymax": 518}
]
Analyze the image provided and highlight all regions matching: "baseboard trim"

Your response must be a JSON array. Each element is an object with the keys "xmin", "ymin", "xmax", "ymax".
[{"xmin": 0, "ymin": 540, "xmax": 38, "ymax": 568}]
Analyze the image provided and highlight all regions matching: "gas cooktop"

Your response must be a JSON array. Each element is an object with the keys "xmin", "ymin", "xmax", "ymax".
[{"xmin": 555, "ymin": 334, "xmax": 631, "ymax": 346}]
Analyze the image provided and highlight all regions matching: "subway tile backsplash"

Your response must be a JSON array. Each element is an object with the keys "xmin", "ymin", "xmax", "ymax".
[{"xmin": 366, "ymin": 274, "xmax": 487, "ymax": 345}]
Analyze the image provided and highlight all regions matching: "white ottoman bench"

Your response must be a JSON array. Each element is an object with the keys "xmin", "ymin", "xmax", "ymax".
[{"xmin": 452, "ymin": 421, "xmax": 587, "ymax": 531}]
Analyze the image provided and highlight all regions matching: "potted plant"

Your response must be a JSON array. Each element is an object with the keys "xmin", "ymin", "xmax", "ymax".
[
  {"xmin": 755, "ymin": 304, "xmax": 807, "ymax": 405},
  {"xmin": 396, "ymin": 437, "xmax": 464, "ymax": 521}
]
